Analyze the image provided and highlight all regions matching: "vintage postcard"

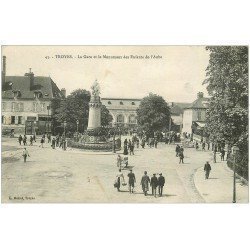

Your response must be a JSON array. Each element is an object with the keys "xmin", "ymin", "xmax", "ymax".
[{"xmin": 1, "ymin": 45, "xmax": 248, "ymax": 203}]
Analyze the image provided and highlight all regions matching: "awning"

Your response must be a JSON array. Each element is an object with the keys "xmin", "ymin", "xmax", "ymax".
[{"xmin": 195, "ymin": 122, "xmax": 205, "ymax": 128}]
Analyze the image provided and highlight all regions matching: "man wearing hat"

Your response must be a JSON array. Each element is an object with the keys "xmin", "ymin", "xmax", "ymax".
[
  {"xmin": 150, "ymin": 174, "xmax": 158, "ymax": 197},
  {"xmin": 127, "ymin": 169, "xmax": 136, "ymax": 193},
  {"xmin": 204, "ymin": 161, "xmax": 212, "ymax": 179},
  {"xmin": 158, "ymin": 173, "xmax": 165, "ymax": 196},
  {"xmin": 140, "ymin": 171, "xmax": 150, "ymax": 196}
]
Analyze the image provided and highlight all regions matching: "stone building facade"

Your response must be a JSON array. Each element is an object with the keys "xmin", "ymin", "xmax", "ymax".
[
  {"xmin": 101, "ymin": 98, "xmax": 141, "ymax": 128},
  {"xmin": 182, "ymin": 92, "xmax": 209, "ymax": 135},
  {"xmin": 2, "ymin": 66, "xmax": 64, "ymax": 135}
]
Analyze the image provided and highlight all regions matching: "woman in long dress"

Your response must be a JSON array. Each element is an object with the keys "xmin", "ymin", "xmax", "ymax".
[{"xmin": 116, "ymin": 169, "xmax": 125, "ymax": 192}]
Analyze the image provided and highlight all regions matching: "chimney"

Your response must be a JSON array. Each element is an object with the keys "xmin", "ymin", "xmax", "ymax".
[
  {"xmin": 197, "ymin": 92, "xmax": 204, "ymax": 99},
  {"xmin": 2, "ymin": 56, "xmax": 6, "ymax": 84},
  {"xmin": 61, "ymin": 88, "xmax": 66, "ymax": 98},
  {"xmin": 25, "ymin": 68, "xmax": 34, "ymax": 90}
]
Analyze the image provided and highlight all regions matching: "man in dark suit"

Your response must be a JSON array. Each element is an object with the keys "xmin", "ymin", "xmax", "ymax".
[
  {"xmin": 204, "ymin": 161, "xmax": 212, "ymax": 179},
  {"xmin": 158, "ymin": 173, "xmax": 165, "ymax": 196},
  {"xmin": 127, "ymin": 170, "xmax": 136, "ymax": 193},
  {"xmin": 150, "ymin": 174, "xmax": 158, "ymax": 197}
]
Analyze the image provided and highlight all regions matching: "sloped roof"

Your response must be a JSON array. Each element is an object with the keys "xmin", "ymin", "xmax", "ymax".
[
  {"xmin": 2, "ymin": 76, "xmax": 63, "ymax": 99},
  {"xmin": 185, "ymin": 97, "xmax": 209, "ymax": 109},
  {"xmin": 170, "ymin": 102, "xmax": 191, "ymax": 115}
]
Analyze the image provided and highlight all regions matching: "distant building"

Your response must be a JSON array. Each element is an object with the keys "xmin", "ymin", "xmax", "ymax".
[
  {"xmin": 182, "ymin": 92, "xmax": 209, "ymax": 137},
  {"xmin": 101, "ymin": 98, "xmax": 141, "ymax": 128},
  {"xmin": 102, "ymin": 97, "xmax": 191, "ymax": 131},
  {"xmin": 2, "ymin": 57, "xmax": 65, "ymax": 135},
  {"xmin": 168, "ymin": 102, "xmax": 191, "ymax": 132}
]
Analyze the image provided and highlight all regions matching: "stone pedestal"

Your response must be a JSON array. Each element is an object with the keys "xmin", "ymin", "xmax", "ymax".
[{"xmin": 87, "ymin": 95, "xmax": 101, "ymax": 131}]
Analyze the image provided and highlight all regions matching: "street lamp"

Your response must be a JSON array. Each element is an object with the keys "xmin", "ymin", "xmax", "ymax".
[
  {"xmin": 113, "ymin": 128, "xmax": 116, "ymax": 153},
  {"xmin": 47, "ymin": 105, "xmax": 51, "ymax": 133},
  {"xmin": 76, "ymin": 119, "xmax": 79, "ymax": 133},
  {"xmin": 232, "ymin": 144, "xmax": 239, "ymax": 203},
  {"xmin": 63, "ymin": 121, "xmax": 67, "ymax": 136}
]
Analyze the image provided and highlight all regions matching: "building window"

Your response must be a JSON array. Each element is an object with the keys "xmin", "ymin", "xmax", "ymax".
[
  {"xmin": 131, "ymin": 102, "xmax": 135, "ymax": 105},
  {"xmin": 108, "ymin": 101, "xmax": 112, "ymax": 105},
  {"xmin": 129, "ymin": 115, "xmax": 136, "ymax": 124},
  {"xmin": 12, "ymin": 102, "xmax": 15, "ymax": 112},
  {"xmin": 34, "ymin": 92, "xmax": 43, "ymax": 99},
  {"xmin": 33, "ymin": 102, "xmax": 38, "ymax": 112},
  {"xmin": 197, "ymin": 110, "xmax": 201, "ymax": 121},
  {"xmin": 120, "ymin": 101, "xmax": 123, "ymax": 105},
  {"xmin": 11, "ymin": 116, "xmax": 15, "ymax": 124},
  {"xmin": 116, "ymin": 114, "xmax": 124, "ymax": 123},
  {"xmin": 2, "ymin": 102, "xmax": 6, "ymax": 111},
  {"xmin": 41, "ymin": 103, "xmax": 46, "ymax": 112},
  {"xmin": 18, "ymin": 116, "xmax": 23, "ymax": 124},
  {"xmin": 19, "ymin": 103, "xmax": 24, "ymax": 112},
  {"xmin": 13, "ymin": 91, "xmax": 21, "ymax": 99}
]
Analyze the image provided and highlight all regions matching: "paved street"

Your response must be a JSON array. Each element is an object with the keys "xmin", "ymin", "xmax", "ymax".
[{"xmin": 1, "ymin": 137, "xmax": 248, "ymax": 203}]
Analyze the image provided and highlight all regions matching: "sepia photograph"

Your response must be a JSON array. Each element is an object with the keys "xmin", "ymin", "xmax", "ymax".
[{"xmin": 1, "ymin": 45, "xmax": 248, "ymax": 203}]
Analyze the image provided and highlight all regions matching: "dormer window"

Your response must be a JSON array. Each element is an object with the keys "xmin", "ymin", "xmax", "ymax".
[
  {"xmin": 108, "ymin": 101, "xmax": 112, "ymax": 105},
  {"xmin": 34, "ymin": 91, "xmax": 43, "ymax": 99},
  {"xmin": 12, "ymin": 90, "xmax": 21, "ymax": 99},
  {"xmin": 120, "ymin": 101, "xmax": 124, "ymax": 105}
]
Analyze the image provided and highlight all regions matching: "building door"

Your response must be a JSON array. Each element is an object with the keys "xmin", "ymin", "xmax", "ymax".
[{"xmin": 25, "ymin": 121, "xmax": 34, "ymax": 135}]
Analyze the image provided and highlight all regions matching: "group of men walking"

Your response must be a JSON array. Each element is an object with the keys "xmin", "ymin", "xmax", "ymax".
[{"xmin": 115, "ymin": 169, "xmax": 165, "ymax": 197}]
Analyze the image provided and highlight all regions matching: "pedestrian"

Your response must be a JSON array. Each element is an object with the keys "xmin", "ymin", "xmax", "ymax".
[
  {"xmin": 56, "ymin": 135, "xmax": 59, "ymax": 147},
  {"xmin": 179, "ymin": 151, "xmax": 184, "ymax": 164},
  {"xmin": 51, "ymin": 137, "xmax": 56, "ymax": 149},
  {"xmin": 22, "ymin": 147, "xmax": 30, "ymax": 163},
  {"xmin": 115, "ymin": 169, "xmax": 125, "ymax": 192},
  {"xmin": 175, "ymin": 144, "xmax": 180, "ymax": 157},
  {"xmin": 140, "ymin": 171, "xmax": 150, "ymax": 196},
  {"xmin": 154, "ymin": 139, "xmax": 158, "ymax": 148},
  {"xmin": 117, "ymin": 154, "xmax": 122, "ymax": 170},
  {"xmin": 202, "ymin": 142, "xmax": 206, "ymax": 151},
  {"xmin": 213, "ymin": 151, "xmax": 217, "ymax": 163},
  {"xmin": 204, "ymin": 161, "xmax": 212, "ymax": 179},
  {"xmin": 39, "ymin": 137, "xmax": 45, "ymax": 148},
  {"xmin": 18, "ymin": 135, "xmax": 23, "ymax": 145},
  {"xmin": 141, "ymin": 138, "xmax": 145, "ymax": 149},
  {"xmin": 48, "ymin": 134, "xmax": 51, "ymax": 143},
  {"xmin": 221, "ymin": 148, "xmax": 225, "ymax": 161},
  {"xmin": 136, "ymin": 138, "xmax": 139, "ymax": 148},
  {"xmin": 23, "ymin": 135, "xmax": 27, "ymax": 146},
  {"xmin": 29, "ymin": 135, "xmax": 33, "ymax": 146},
  {"xmin": 62, "ymin": 138, "xmax": 67, "ymax": 150},
  {"xmin": 123, "ymin": 139, "xmax": 128, "ymax": 155},
  {"xmin": 158, "ymin": 173, "xmax": 165, "ymax": 197},
  {"xmin": 207, "ymin": 142, "xmax": 210, "ymax": 150},
  {"xmin": 127, "ymin": 170, "xmax": 136, "ymax": 193},
  {"xmin": 195, "ymin": 141, "xmax": 199, "ymax": 150},
  {"xmin": 129, "ymin": 142, "xmax": 135, "ymax": 155},
  {"xmin": 150, "ymin": 174, "xmax": 158, "ymax": 197},
  {"xmin": 33, "ymin": 134, "xmax": 36, "ymax": 142}
]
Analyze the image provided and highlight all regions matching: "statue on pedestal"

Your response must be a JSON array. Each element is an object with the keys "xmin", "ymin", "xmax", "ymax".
[{"xmin": 87, "ymin": 80, "xmax": 102, "ymax": 131}]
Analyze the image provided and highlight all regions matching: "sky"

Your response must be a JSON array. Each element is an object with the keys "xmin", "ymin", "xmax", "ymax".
[{"xmin": 2, "ymin": 46, "xmax": 210, "ymax": 103}]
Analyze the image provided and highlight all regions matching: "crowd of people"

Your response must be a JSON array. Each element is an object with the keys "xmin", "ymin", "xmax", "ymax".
[
  {"xmin": 18, "ymin": 133, "xmax": 68, "ymax": 162},
  {"xmin": 114, "ymin": 169, "xmax": 165, "ymax": 197}
]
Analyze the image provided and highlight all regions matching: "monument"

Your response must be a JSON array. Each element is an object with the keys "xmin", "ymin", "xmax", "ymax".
[
  {"xmin": 67, "ymin": 80, "xmax": 121, "ymax": 151},
  {"xmin": 87, "ymin": 79, "xmax": 101, "ymax": 131}
]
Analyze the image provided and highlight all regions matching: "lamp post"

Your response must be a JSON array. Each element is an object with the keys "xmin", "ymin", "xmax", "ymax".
[
  {"xmin": 47, "ymin": 105, "xmax": 51, "ymax": 134},
  {"xmin": 76, "ymin": 119, "xmax": 79, "ymax": 133},
  {"xmin": 63, "ymin": 121, "xmax": 67, "ymax": 136},
  {"xmin": 113, "ymin": 128, "xmax": 116, "ymax": 153},
  {"xmin": 232, "ymin": 144, "xmax": 239, "ymax": 203}
]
